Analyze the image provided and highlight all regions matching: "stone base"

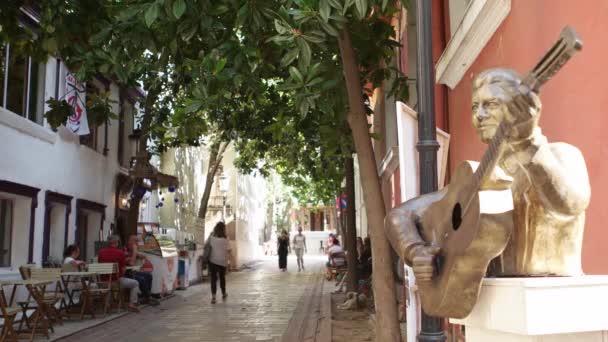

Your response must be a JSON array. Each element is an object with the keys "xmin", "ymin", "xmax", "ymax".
[{"xmin": 450, "ymin": 276, "xmax": 608, "ymax": 342}]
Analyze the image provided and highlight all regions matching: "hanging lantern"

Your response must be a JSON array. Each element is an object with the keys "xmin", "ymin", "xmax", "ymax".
[
  {"xmin": 168, "ymin": 186, "xmax": 176, "ymax": 193},
  {"xmin": 158, "ymin": 202, "xmax": 164, "ymax": 208},
  {"xmin": 174, "ymin": 198, "xmax": 179, "ymax": 203}
]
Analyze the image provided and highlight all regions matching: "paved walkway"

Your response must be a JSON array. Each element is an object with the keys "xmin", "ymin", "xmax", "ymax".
[{"xmin": 58, "ymin": 255, "xmax": 327, "ymax": 342}]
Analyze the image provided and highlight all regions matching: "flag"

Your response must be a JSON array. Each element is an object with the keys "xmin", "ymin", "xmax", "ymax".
[{"xmin": 65, "ymin": 72, "xmax": 89, "ymax": 135}]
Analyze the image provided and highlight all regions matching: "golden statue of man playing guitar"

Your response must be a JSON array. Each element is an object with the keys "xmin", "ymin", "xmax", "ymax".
[{"xmin": 386, "ymin": 27, "xmax": 591, "ymax": 318}]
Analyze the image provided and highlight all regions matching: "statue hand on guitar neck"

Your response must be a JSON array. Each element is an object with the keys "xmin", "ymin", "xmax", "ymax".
[
  {"xmin": 411, "ymin": 245, "xmax": 441, "ymax": 283},
  {"xmin": 505, "ymin": 85, "xmax": 542, "ymax": 142}
]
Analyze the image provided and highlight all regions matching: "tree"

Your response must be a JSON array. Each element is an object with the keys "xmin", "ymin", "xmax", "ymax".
[{"xmin": 251, "ymin": 2, "xmax": 409, "ymax": 340}]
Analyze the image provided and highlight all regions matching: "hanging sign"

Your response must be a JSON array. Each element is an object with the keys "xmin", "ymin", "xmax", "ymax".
[{"xmin": 65, "ymin": 72, "xmax": 90, "ymax": 135}]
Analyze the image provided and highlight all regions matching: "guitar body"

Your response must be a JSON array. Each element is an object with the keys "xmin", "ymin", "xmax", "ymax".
[{"xmin": 415, "ymin": 161, "xmax": 514, "ymax": 318}]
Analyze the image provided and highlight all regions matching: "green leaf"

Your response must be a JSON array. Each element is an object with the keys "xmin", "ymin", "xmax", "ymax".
[
  {"xmin": 212, "ymin": 5, "xmax": 230, "ymax": 15},
  {"xmin": 306, "ymin": 77, "xmax": 324, "ymax": 87},
  {"xmin": 115, "ymin": 66, "xmax": 128, "ymax": 84},
  {"xmin": 299, "ymin": 99, "xmax": 310, "ymax": 115},
  {"xmin": 302, "ymin": 33, "xmax": 325, "ymax": 44},
  {"xmin": 296, "ymin": 38, "xmax": 311, "ymax": 68},
  {"xmin": 274, "ymin": 20, "xmax": 283, "ymax": 34},
  {"xmin": 173, "ymin": 0, "xmax": 187, "ymax": 19},
  {"xmin": 185, "ymin": 100, "xmax": 204, "ymax": 113},
  {"xmin": 382, "ymin": 0, "xmax": 389, "ymax": 11},
  {"xmin": 327, "ymin": 0, "xmax": 343, "ymax": 11},
  {"xmin": 145, "ymin": 4, "xmax": 160, "ymax": 27},
  {"xmin": 281, "ymin": 48, "xmax": 299, "ymax": 66},
  {"xmin": 214, "ymin": 58, "xmax": 227, "ymax": 74},
  {"xmin": 319, "ymin": 0, "xmax": 331, "ymax": 22},
  {"xmin": 289, "ymin": 66, "xmax": 304, "ymax": 84},
  {"xmin": 344, "ymin": 0, "xmax": 355, "ymax": 15},
  {"xmin": 319, "ymin": 20, "xmax": 339, "ymax": 37},
  {"xmin": 355, "ymin": 0, "xmax": 368, "ymax": 18}
]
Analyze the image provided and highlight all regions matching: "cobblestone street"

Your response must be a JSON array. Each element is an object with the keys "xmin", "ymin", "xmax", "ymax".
[{"xmin": 58, "ymin": 255, "xmax": 327, "ymax": 342}]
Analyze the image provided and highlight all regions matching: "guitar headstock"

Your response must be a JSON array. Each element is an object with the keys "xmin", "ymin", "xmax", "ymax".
[{"xmin": 522, "ymin": 26, "xmax": 583, "ymax": 93}]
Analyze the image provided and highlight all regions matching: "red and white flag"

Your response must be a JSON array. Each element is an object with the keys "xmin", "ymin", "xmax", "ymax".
[{"xmin": 65, "ymin": 72, "xmax": 89, "ymax": 135}]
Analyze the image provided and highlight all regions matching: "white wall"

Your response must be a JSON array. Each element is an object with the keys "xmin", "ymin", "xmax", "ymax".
[
  {"xmin": 0, "ymin": 58, "xmax": 128, "ymax": 272},
  {"xmin": 229, "ymin": 147, "xmax": 268, "ymax": 266}
]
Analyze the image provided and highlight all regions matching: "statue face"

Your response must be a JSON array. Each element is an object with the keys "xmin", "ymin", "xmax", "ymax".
[{"xmin": 471, "ymin": 83, "xmax": 512, "ymax": 143}]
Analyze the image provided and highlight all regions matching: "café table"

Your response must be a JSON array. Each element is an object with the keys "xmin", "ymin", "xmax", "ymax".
[{"xmin": 0, "ymin": 278, "xmax": 54, "ymax": 341}]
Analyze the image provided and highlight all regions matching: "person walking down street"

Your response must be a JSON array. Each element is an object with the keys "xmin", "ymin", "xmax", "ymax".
[
  {"xmin": 277, "ymin": 230, "xmax": 290, "ymax": 272},
  {"xmin": 292, "ymin": 227, "xmax": 307, "ymax": 272},
  {"xmin": 207, "ymin": 222, "xmax": 231, "ymax": 304}
]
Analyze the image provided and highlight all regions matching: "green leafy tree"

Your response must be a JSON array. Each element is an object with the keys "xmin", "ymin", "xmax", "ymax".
[{"xmin": 242, "ymin": 0, "xmax": 410, "ymax": 339}]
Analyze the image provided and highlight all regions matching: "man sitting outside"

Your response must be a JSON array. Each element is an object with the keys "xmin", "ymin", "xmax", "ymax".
[
  {"xmin": 125, "ymin": 235, "xmax": 159, "ymax": 305},
  {"xmin": 98, "ymin": 235, "xmax": 140, "ymax": 312}
]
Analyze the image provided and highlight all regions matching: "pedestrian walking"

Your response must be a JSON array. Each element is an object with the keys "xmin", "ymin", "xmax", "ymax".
[
  {"xmin": 206, "ymin": 222, "xmax": 231, "ymax": 304},
  {"xmin": 277, "ymin": 229, "xmax": 290, "ymax": 272},
  {"xmin": 292, "ymin": 226, "xmax": 307, "ymax": 271}
]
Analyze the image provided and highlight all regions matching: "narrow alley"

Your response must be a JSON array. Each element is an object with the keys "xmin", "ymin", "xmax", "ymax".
[{"xmin": 58, "ymin": 256, "xmax": 329, "ymax": 342}]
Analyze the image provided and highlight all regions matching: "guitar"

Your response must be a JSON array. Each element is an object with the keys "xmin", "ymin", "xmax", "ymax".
[{"xmin": 414, "ymin": 26, "xmax": 583, "ymax": 318}]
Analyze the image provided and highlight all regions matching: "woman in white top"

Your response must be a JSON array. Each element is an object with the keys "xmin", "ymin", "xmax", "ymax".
[
  {"xmin": 292, "ymin": 227, "xmax": 307, "ymax": 271},
  {"xmin": 207, "ymin": 222, "xmax": 231, "ymax": 304},
  {"xmin": 63, "ymin": 244, "xmax": 86, "ymax": 269}
]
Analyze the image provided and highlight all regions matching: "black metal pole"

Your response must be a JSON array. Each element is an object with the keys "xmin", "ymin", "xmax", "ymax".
[{"xmin": 415, "ymin": 0, "xmax": 446, "ymax": 341}]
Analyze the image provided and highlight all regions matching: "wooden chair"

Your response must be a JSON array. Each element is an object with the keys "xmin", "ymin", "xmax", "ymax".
[
  {"xmin": 28, "ymin": 268, "xmax": 65, "ymax": 325},
  {"xmin": 18, "ymin": 264, "xmax": 37, "ymax": 280},
  {"xmin": 85, "ymin": 263, "xmax": 115, "ymax": 316},
  {"xmin": 326, "ymin": 251, "xmax": 348, "ymax": 281},
  {"xmin": 0, "ymin": 287, "xmax": 21, "ymax": 342}
]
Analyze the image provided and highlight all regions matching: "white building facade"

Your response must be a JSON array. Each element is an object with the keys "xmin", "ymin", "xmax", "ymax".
[{"xmin": 0, "ymin": 46, "xmax": 141, "ymax": 272}]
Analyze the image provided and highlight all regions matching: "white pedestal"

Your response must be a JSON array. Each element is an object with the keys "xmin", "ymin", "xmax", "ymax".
[{"xmin": 450, "ymin": 276, "xmax": 608, "ymax": 341}]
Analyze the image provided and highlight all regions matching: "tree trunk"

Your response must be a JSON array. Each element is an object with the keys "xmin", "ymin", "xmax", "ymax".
[
  {"xmin": 197, "ymin": 139, "xmax": 228, "ymax": 241},
  {"xmin": 338, "ymin": 28, "xmax": 402, "ymax": 341},
  {"xmin": 372, "ymin": 84, "xmax": 387, "ymax": 168},
  {"xmin": 123, "ymin": 89, "xmax": 159, "ymax": 242},
  {"xmin": 345, "ymin": 155, "xmax": 358, "ymax": 293}
]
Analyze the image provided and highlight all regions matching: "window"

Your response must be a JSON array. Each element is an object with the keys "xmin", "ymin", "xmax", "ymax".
[
  {"xmin": 0, "ymin": 44, "xmax": 45, "ymax": 125},
  {"xmin": 79, "ymin": 83, "xmax": 99, "ymax": 150},
  {"xmin": 0, "ymin": 200, "xmax": 13, "ymax": 267}
]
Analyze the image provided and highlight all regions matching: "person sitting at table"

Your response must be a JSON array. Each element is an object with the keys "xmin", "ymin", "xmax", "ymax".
[
  {"xmin": 63, "ymin": 244, "xmax": 86, "ymax": 269},
  {"xmin": 125, "ymin": 235, "xmax": 158, "ymax": 306},
  {"xmin": 326, "ymin": 238, "xmax": 346, "ymax": 267},
  {"xmin": 98, "ymin": 235, "xmax": 140, "ymax": 312}
]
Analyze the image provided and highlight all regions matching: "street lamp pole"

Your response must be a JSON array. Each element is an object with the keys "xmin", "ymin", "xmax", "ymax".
[
  {"xmin": 222, "ymin": 195, "xmax": 226, "ymax": 221},
  {"xmin": 219, "ymin": 172, "xmax": 229, "ymax": 222},
  {"xmin": 415, "ymin": 0, "xmax": 446, "ymax": 341}
]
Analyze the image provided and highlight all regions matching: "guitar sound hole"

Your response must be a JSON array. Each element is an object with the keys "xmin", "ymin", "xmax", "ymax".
[
  {"xmin": 452, "ymin": 203, "xmax": 462, "ymax": 231},
  {"xmin": 434, "ymin": 254, "xmax": 445, "ymax": 276}
]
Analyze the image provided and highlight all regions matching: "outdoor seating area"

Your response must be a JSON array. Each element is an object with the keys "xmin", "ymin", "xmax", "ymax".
[{"xmin": 0, "ymin": 263, "xmax": 142, "ymax": 341}]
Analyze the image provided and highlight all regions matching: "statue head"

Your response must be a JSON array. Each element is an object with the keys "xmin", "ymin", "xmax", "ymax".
[{"xmin": 472, "ymin": 68, "xmax": 539, "ymax": 143}]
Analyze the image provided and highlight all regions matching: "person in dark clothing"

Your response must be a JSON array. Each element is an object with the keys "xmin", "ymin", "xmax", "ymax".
[
  {"xmin": 277, "ymin": 230, "xmax": 290, "ymax": 272},
  {"xmin": 357, "ymin": 237, "xmax": 372, "ymax": 279}
]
